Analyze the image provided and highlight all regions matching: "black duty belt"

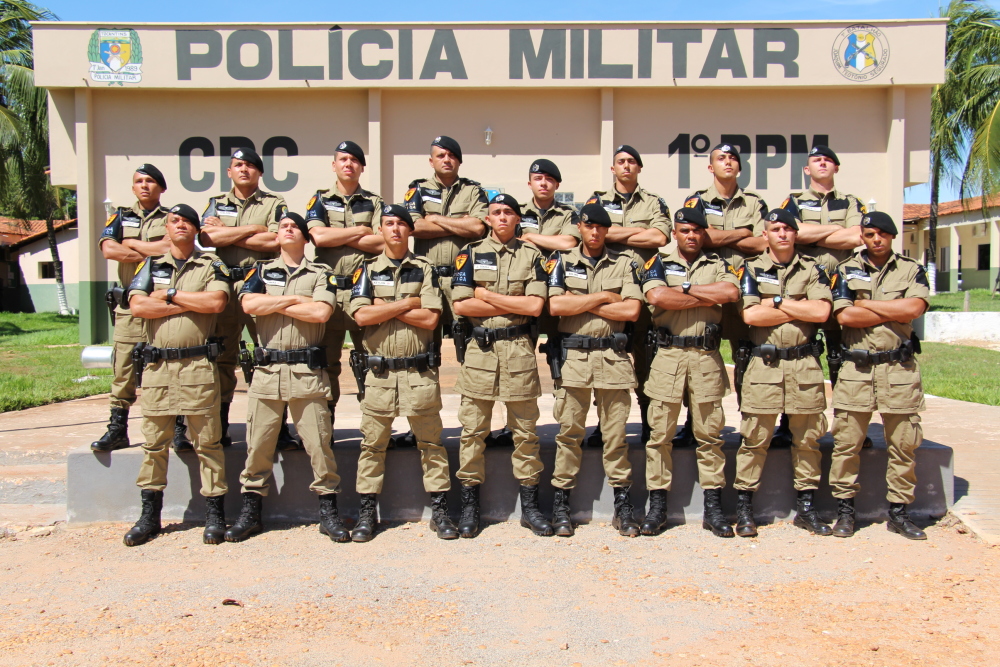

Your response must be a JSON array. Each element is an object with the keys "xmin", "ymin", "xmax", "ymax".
[
  {"xmin": 254, "ymin": 346, "xmax": 328, "ymax": 369},
  {"xmin": 562, "ymin": 333, "xmax": 629, "ymax": 352},
  {"xmin": 471, "ymin": 323, "xmax": 534, "ymax": 348},
  {"xmin": 331, "ymin": 275, "xmax": 353, "ymax": 289},
  {"xmin": 141, "ymin": 342, "xmax": 221, "ymax": 363},
  {"xmin": 364, "ymin": 348, "xmax": 441, "ymax": 375},
  {"xmin": 752, "ymin": 340, "xmax": 824, "ymax": 364},
  {"xmin": 842, "ymin": 340, "xmax": 914, "ymax": 367},
  {"xmin": 228, "ymin": 266, "xmax": 250, "ymax": 281},
  {"xmin": 433, "ymin": 266, "xmax": 455, "ymax": 277},
  {"xmin": 655, "ymin": 327, "xmax": 720, "ymax": 352}
]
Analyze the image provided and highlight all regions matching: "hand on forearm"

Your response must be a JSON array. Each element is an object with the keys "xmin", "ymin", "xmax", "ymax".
[
  {"xmin": 453, "ymin": 298, "xmax": 508, "ymax": 317},
  {"xmin": 279, "ymin": 301, "xmax": 332, "ymax": 323},
  {"xmin": 794, "ymin": 223, "xmax": 837, "ymax": 245},
  {"xmin": 646, "ymin": 285, "xmax": 706, "ymax": 310},
  {"xmin": 235, "ymin": 232, "xmax": 278, "ymax": 252},
  {"xmin": 588, "ymin": 299, "xmax": 641, "ymax": 321},
  {"xmin": 742, "ymin": 302, "xmax": 794, "ymax": 326},
  {"xmin": 704, "ymin": 227, "xmax": 750, "ymax": 248},
  {"xmin": 242, "ymin": 293, "xmax": 303, "ymax": 316},
  {"xmin": 818, "ymin": 225, "xmax": 862, "ymax": 250},
  {"xmin": 396, "ymin": 308, "xmax": 440, "ymax": 330},
  {"xmin": 354, "ymin": 297, "xmax": 420, "ymax": 326},
  {"xmin": 412, "ymin": 216, "xmax": 449, "ymax": 239},
  {"xmin": 520, "ymin": 233, "xmax": 577, "ymax": 251},
  {"xmin": 856, "ymin": 297, "xmax": 926, "ymax": 323},
  {"xmin": 435, "ymin": 216, "xmax": 485, "ymax": 239},
  {"xmin": 687, "ymin": 282, "xmax": 740, "ymax": 305},
  {"xmin": 350, "ymin": 235, "xmax": 385, "ymax": 253},
  {"xmin": 837, "ymin": 306, "xmax": 891, "ymax": 328},
  {"xmin": 475, "ymin": 288, "xmax": 543, "ymax": 317},
  {"xmin": 778, "ymin": 298, "xmax": 831, "ymax": 323},
  {"xmin": 549, "ymin": 291, "xmax": 617, "ymax": 316}
]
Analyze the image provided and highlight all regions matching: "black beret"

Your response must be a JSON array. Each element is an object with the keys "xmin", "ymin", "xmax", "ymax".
[
  {"xmin": 489, "ymin": 193, "xmax": 521, "ymax": 218},
  {"xmin": 135, "ymin": 163, "xmax": 167, "ymax": 191},
  {"xmin": 861, "ymin": 211, "xmax": 898, "ymax": 236},
  {"xmin": 382, "ymin": 203, "xmax": 415, "ymax": 229},
  {"xmin": 614, "ymin": 144, "xmax": 643, "ymax": 168},
  {"xmin": 334, "ymin": 140, "xmax": 366, "ymax": 166},
  {"xmin": 765, "ymin": 208, "xmax": 799, "ymax": 231},
  {"xmin": 808, "ymin": 145, "xmax": 840, "ymax": 166},
  {"xmin": 579, "ymin": 203, "xmax": 612, "ymax": 227},
  {"xmin": 231, "ymin": 147, "xmax": 264, "ymax": 173},
  {"xmin": 431, "ymin": 135, "xmax": 462, "ymax": 163},
  {"xmin": 674, "ymin": 207, "xmax": 708, "ymax": 229},
  {"xmin": 529, "ymin": 158, "xmax": 562, "ymax": 182},
  {"xmin": 279, "ymin": 211, "xmax": 310, "ymax": 239},
  {"xmin": 711, "ymin": 143, "xmax": 742, "ymax": 168},
  {"xmin": 169, "ymin": 204, "xmax": 200, "ymax": 227}
]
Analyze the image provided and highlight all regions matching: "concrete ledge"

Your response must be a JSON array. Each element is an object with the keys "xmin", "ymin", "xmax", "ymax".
[
  {"xmin": 915, "ymin": 311, "xmax": 1000, "ymax": 343},
  {"xmin": 68, "ymin": 425, "xmax": 953, "ymax": 525}
]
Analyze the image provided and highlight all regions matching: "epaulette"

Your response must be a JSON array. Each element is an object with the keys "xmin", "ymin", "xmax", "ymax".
[
  {"xmin": 408, "ymin": 178, "xmax": 429, "ymax": 188},
  {"xmin": 460, "ymin": 177, "xmax": 482, "ymax": 187}
]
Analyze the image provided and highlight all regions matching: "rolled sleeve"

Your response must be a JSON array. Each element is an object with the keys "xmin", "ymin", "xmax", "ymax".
[
  {"xmin": 421, "ymin": 273, "xmax": 443, "ymax": 311},
  {"xmin": 311, "ymin": 278, "xmax": 336, "ymax": 308},
  {"xmin": 833, "ymin": 297, "xmax": 854, "ymax": 313},
  {"xmin": 347, "ymin": 296, "xmax": 371, "ymax": 316},
  {"xmin": 525, "ymin": 278, "xmax": 548, "ymax": 299},
  {"xmin": 622, "ymin": 279, "xmax": 644, "ymax": 302},
  {"xmin": 469, "ymin": 188, "xmax": 489, "ymax": 221},
  {"xmin": 740, "ymin": 293, "xmax": 761, "ymax": 312}
]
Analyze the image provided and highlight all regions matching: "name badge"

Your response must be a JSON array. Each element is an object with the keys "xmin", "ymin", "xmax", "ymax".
[
  {"xmin": 565, "ymin": 266, "xmax": 587, "ymax": 280},
  {"xmin": 371, "ymin": 272, "xmax": 394, "ymax": 287},
  {"xmin": 665, "ymin": 269, "xmax": 687, "ymax": 277},
  {"xmin": 705, "ymin": 208, "xmax": 724, "ymax": 216},
  {"xmin": 474, "ymin": 261, "xmax": 497, "ymax": 271},
  {"xmin": 757, "ymin": 273, "xmax": 780, "ymax": 286},
  {"xmin": 152, "ymin": 276, "xmax": 171, "ymax": 285},
  {"xmin": 799, "ymin": 205, "xmax": 822, "ymax": 212},
  {"xmin": 324, "ymin": 203, "xmax": 346, "ymax": 213},
  {"xmin": 421, "ymin": 188, "xmax": 442, "ymax": 205},
  {"xmin": 521, "ymin": 217, "xmax": 539, "ymax": 230},
  {"xmin": 263, "ymin": 268, "xmax": 287, "ymax": 287},
  {"xmin": 845, "ymin": 270, "xmax": 871, "ymax": 282},
  {"xmin": 218, "ymin": 210, "xmax": 238, "ymax": 217}
]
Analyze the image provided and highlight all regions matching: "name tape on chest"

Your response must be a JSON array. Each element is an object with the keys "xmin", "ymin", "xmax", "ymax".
[
  {"xmin": 565, "ymin": 264, "xmax": 588, "ymax": 281},
  {"xmin": 521, "ymin": 216, "xmax": 540, "ymax": 230},
  {"xmin": 473, "ymin": 254, "xmax": 498, "ymax": 271},
  {"xmin": 705, "ymin": 207, "xmax": 724, "ymax": 216},
  {"xmin": 755, "ymin": 269, "xmax": 780, "ymax": 286},
  {"xmin": 663, "ymin": 261, "xmax": 687, "ymax": 278},
  {"xmin": 798, "ymin": 200, "xmax": 822, "ymax": 212},
  {"xmin": 216, "ymin": 204, "xmax": 239, "ymax": 217},
  {"xmin": 263, "ymin": 268, "xmax": 287, "ymax": 287},
  {"xmin": 603, "ymin": 203, "xmax": 622, "ymax": 213},
  {"xmin": 151, "ymin": 263, "xmax": 174, "ymax": 285},
  {"xmin": 844, "ymin": 268, "xmax": 872, "ymax": 282},
  {"xmin": 122, "ymin": 213, "xmax": 142, "ymax": 228},
  {"xmin": 324, "ymin": 202, "xmax": 346, "ymax": 213},
  {"xmin": 420, "ymin": 187, "xmax": 443, "ymax": 205},
  {"xmin": 371, "ymin": 272, "xmax": 394, "ymax": 287}
]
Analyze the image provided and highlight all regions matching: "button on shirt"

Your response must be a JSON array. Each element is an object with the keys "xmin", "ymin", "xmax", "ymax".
[
  {"xmin": 406, "ymin": 175, "xmax": 489, "ymax": 267},
  {"xmin": 685, "ymin": 185, "xmax": 767, "ymax": 267},
  {"xmin": 305, "ymin": 186, "xmax": 384, "ymax": 277},
  {"xmin": 205, "ymin": 188, "xmax": 286, "ymax": 268},
  {"xmin": 586, "ymin": 186, "xmax": 671, "ymax": 263}
]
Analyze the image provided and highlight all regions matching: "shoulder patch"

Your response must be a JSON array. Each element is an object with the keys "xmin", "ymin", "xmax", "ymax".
[
  {"xmin": 455, "ymin": 252, "xmax": 468, "ymax": 271},
  {"xmin": 644, "ymin": 255, "xmax": 657, "ymax": 271},
  {"xmin": 404, "ymin": 188, "xmax": 417, "ymax": 202},
  {"xmin": 683, "ymin": 196, "xmax": 700, "ymax": 208},
  {"xmin": 105, "ymin": 213, "xmax": 116, "ymax": 227},
  {"xmin": 545, "ymin": 258, "xmax": 557, "ymax": 274},
  {"xmin": 727, "ymin": 262, "xmax": 739, "ymax": 277},
  {"xmin": 135, "ymin": 260, "xmax": 146, "ymax": 273},
  {"xmin": 736, "ymin": 266, "xmax": 745, "ymax": 280},
  {"xmin": 212, "ymin": 260, "xmax": 231, "ymax": 278},
  {"xmin": 585, "ymin": 195, "xmax": 599, "ymax": 205},
  {"xmin": 352, "ymin": 267, "xmax": 363, "ymax": 285},
  {"xmin": 307, "ymin": 195, "xmax": 318, "ymax": 209},
  {"xmin": 815, "ymin": 265, "xmax": 831, "ymax": 287}
]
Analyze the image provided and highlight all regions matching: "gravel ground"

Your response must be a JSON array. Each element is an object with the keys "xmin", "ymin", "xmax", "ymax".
[{"xmin": 1, "ymin": 515, "xmax": 997, "ymax": 666}]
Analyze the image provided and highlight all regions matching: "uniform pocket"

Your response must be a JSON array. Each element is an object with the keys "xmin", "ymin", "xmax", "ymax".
[
  {"xmin": 407, "ymin": 370, "xmax": 442, "ymax": 411},
  {"xmin": 602, "ymin": 352, "xmax": 635, "ymax": 387},
  {"xmin": 795, "ymin": 367, "xmax": 827, "ymax": 411},
  {"xmin": 290, "ymin": 369, "xmax": 328, "ymax": 400},
  {"xmin": 507, "ymin": 269, "xmax": 531, "ymax": 297},
  {"xmin": 744, "ymin": 361, "xmax": 784, "ymax": 410},
  {"xmin": 362, "ymin": 384, "xmax": 397, "ymax": 414},
  {"xmin": 250, "ymin": 365, "xmax": 280, "ymax": 399},
  {"xmin": 178, "ymin": 366, "xmax": 217, "ymax": 411},
  {"xmin": 601, "ymin": 278, "xmax": 624, "ymax": 294},
  {"xmin": 885, "ymin": 362, "xmax": 923, "ymax": 410},
  {"xmin": 693, "ymin": 352, "xmax": 727, "ymax": 400}
]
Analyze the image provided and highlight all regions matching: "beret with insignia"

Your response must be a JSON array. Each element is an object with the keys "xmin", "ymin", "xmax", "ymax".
[
  {"xmin": 579, "ymin": 203, "xmax": 612, "ymax": 227},
  {"xmin": 808, "ymin": 145, "xmax": 840, "ymax": 166},
  {"xmin": 135, "ymin": 163, "xmax": 167, "ymax": 191},
  {"xmin": 614, "ymin": 144, "xmax": 643, "ymax": 168},
  {"xmin": 279, "ymin": 211, "xmax": 310, "ymax": 239},
  {"xmin": 169, "ymin": 204, "xmax": 200, "ymax": 227},
  {"xmin": 765, "ymin": 208, "xmax": 798, "ymax": 231},
  {"xmin": 861, "ymin": 211, "xmax": 898, "ymax": 236},
  {"xmin": 382, "ymin": 203, "xmax": 414, "ymax": 229},
  {"xmin": 490, "ymin": 193, "xmax": 521, "ymax": 218},
  {"xmin": 711, "ymin": 143, "xmax": 741, "ymax": 168},
  {"xmin": 529, "ymin": 158, "xmax": 561, "ymax": 182},
  {"xmin": 335, "ymin": 140, "xmax": 366, "ymax": 166},
  {"xmin": 231, "ymin": 147, "xmax": 264, "ymax": 173},
  {"xmin": 431, "ymin": 135, "xmax": 462, "ymax": 163},
  {"xmin": 675, "ymin": 207, "xmax": 708, "ymax": 228}
]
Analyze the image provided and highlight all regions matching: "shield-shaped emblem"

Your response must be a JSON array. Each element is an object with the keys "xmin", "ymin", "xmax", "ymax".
[{"xmin": 100, "ymin": 35, "xmax": 131, "ymax": 72}]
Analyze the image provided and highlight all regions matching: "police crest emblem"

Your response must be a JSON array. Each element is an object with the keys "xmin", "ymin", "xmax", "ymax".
[
  {"xmin": 455, "ymin": 253, "xmax": 468, "ymax": 271},
  {"xmin": 833, "ymin": 24, "xmax": 889, "ymax": 82},
  {"xmin": 87, "ymin": 29, "xmax": 143, "ymax": 85}
]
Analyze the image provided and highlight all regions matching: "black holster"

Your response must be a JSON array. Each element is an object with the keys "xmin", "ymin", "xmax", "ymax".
[
  {"xmin": 538, "ymin": 333, "xmax": 566, "ymax": 381},
  {"xmin": 734, "ymin": 339, "xmax": 752, "ymax": 390},
  {"xmin": 238, "ymin": 341, "xmax": 255, "ymax": 384},
  {"xmin": 131, "ymin": 342, "xmax": 146, "ymax": 386},
  {"xmin": 206, "ymin": 337, "xmax": 225, "ymax": 362},
  {"xmin": 451, "ymin": 318, "xmax": 471, "ymax": 364},
  {"xmin": 349, "ymin": 349, "xmax": 368, "ymax": 399},
  {"xmin": 105, "ymin": 288, "xmax": 118, "ymax": 325}
]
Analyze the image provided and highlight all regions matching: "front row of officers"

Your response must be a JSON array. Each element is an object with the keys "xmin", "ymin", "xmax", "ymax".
[{"xmin": 108, "ymin": 177, "xmax": 931, "ymax": 548}]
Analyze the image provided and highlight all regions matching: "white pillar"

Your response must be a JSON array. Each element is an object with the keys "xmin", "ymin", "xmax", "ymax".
[
  {"xmin": 600, "ymin": 88, "xmax": 614, "ymax": 190},
  {"xmin": 949, "ymin": 224, "xmax": 960, "ymax": 292},
  {"xmin": 367, "ymin": 88, "xmax": 382, "ymax": 195},
  {"xmin": 886, "ymin": 87, "xmax": 906, "ymax": 254}
]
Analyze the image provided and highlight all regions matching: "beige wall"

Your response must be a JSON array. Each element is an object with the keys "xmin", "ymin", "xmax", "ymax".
[{"xmin": 19, "ymin": 228, "xmax": 79, "ymax": 286}]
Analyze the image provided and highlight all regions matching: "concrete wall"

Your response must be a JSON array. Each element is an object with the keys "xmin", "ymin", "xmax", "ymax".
[
  {"xmin": 15, "ymin": 227, "xmax": 80, "ymax": 312},
  {"xmin": 915, "ymin": 312, "xmax": 1000, "ymax": 343}
]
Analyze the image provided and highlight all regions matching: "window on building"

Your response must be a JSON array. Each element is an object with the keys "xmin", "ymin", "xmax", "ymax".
[
  {"xmin": 980, "ymin": 244, "xmax": 991, "ymax": 271},
  {"xmin": 555, "ymin": 192, "xmax": 575, "ymax": 205},
  {"xmin": 39, "ymin": 261, "xmax": 58, "ymax": 280},
  {"xmin": 939, "ymin": 247, "xmax": 949, "ymax": 273}
]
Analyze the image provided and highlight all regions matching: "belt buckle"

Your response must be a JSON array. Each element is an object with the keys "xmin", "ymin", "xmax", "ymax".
[{"xmin": 759, "ymin": 344, "xmax": 778, "ymax": 365}]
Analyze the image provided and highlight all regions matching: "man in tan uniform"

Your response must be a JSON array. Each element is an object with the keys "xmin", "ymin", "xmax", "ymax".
[
  {"xmin": 123, "ymin": 204, "xmax": 230, "ymax": 547},
  {"xmin": 452, "ymin": 194, "xmax": 550, "ymax": 538},
  {"xmin": 347, "ymin": 205, "xmax": 458, "ymax": 542},
  {"xmin": 93, "ymin": 164, "xmax": 170, "ymax": 452},
  {"xmin": 585, "ymin": 145, "xmax": 670, "ymax": 445},
  {"xmin": 547, "ymin": 203, "xmax": 643, "ymax": 537},
  {"xmin": 200, "ymin": 148, "xmax": 286, "ymax": 448},
  {"xmin": 734, "ymin": 208, "xmax": 833, "ymax": 538},
  {"xmin": 224, "ymin": 213, "xmax": 348, "ymax": 544},
  {"xmin": 829, "ymin": 212, "xmax": 929, "ymax": 540},
  {"xmin": 305, "ymin": 140, "xmax": 385, "ymax": 440},
  {"xmin": 520, "ymin": 159, "xmax": 579, "ymax": 252},
  {"xmin": 639, "ymin": 207, "xmax": 741, "ymax": 538}
]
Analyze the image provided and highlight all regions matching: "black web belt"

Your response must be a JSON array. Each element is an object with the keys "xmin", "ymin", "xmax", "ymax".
[
  {"xmin": 226, "ymin": 266, "xmax": 250, "ymax": 281},
  {"xmin": 471, "ymin": 323, "xmax": 533, "ymax": 348},
  {"xmin": 842, "ymin": 340, "xmax": 915, "ymax": 367},
  {"xmin": 655, "ymin": 327, "xmax": 720, "ymax": 351},
  {"xmin": 752, "ymin": 340, "xmax": 823, "ymax": 363},
  {"xmin": 141, "ymin": 344, "xmax": 215, "ymax": 363},
  {"xmin": 364, "ymin": 350, "xmax": 440, "ymax": 374},
  {"xmin": 433, "ymin": 266, "xmax": 454, "ymax": 277},
  {"xmin": 330, "ymin": 275, "xmax": 353, "ymax": 289},
  {"xmin": 253, "ymin": 346, "xmax": 327, "ymax": 369},
  {"xmin": 562, "ymin": 333, "xmax": 629, "ymax": 351}
]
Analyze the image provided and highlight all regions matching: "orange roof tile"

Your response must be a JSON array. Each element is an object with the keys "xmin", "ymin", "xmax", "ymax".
[{"xmin": 903, "ymin": 195, "xmax": 1000, "ymax": 222}]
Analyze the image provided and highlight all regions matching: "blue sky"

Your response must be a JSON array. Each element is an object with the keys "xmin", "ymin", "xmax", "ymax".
[{"xmin": 40, "ymin": 0, "xmax": 990, "ymax": 204}]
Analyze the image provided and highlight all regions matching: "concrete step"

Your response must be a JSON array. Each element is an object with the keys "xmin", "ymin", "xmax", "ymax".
[
  {"xmin": 0, "ymin": 464, "xmax": 66, "ymax": 504},
  {"xmin": 0, "ymin": 504, "xmax": 65, "ymax": 530}
]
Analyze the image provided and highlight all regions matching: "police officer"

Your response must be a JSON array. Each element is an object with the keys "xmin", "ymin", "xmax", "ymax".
[
  {"xmin": 123, "ymin": 204, "xmax": 230, "ymax": 546},
  {"xmin": 520, "ymin": 159, "xmax": 579, "ymax": 252},
  {"xmin": 306, "ymin": 140, "xmax": 385, "ymax": 441},
  {"xmin": 92, "ymin": 164, "xmax": 171, "ymax": 452},
  {"xmin": 674, "ymin": 144, "xmax": 767, "ymax": 447},
  {"xmin": 547, "ymin": 203, "xmax": 643, "ymax": 537},
  {"xmin": 200, "ymin": 148, "xmax": 286, "ymax": 448},
  {"xmin": 639, "ymin": 208, "xmax": 741, "ymax": 537},
  {"xmin": 451, "ymin": 194, "xmax": 550, "ymax": 538},
  {"xmin": 775, "ymin": 145, "xmax": 866, "ymax": 448},
  {"xmin": 829, "ymin": 212, "xmax": 929, "ymax": 540},
  {"xmin": 224, "ymin": 213, "xmax": 348, "ymax": 544},
  {"xmin": 585, "ymin": 145, "xmax": 670, "ymax": 444},
  {"xmin": 734, "ymin": 208, "xmax": 833, "ymax": 538},
  {"xmin": 347, "ymin": 205, "xmax": 458, "ymax": 542}
]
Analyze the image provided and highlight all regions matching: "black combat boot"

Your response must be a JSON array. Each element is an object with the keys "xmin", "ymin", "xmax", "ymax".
[
  {"xmin": 771, "ymin": 413, "xmax": 793, "ymax": 448},
  {"xmin": 352, "ymin": 493, "xmax": 378, "ymax": 542},
  {"xmin": 172, "ymin": 415, "xmax": 193, "ymax": 452},
  {"xmin": 793, "ymin": 490, "xmax": 832, "ymax": 535},
  {"xmin": 735, "ymin": 490, "xmax": 757, "ymax": 538},
  {"xmin": 640, "ymin": 489, "xmax": 668, "ymax": 536},
  {"xmin": 318, "ymin": 494, "xmax": 350, "ymax": 543},
  {"xmin": 390, "ymin": 430, "xmax": 417, "ymax": 448},
  {"xmin": 703, "ymin": 488, "xmax": 735, "ymax": 538},
  {"xmin": 458, "ymin": 485, "xmax": 481, "ymax": 539},
  {"xmin": 832, "ymin": 497, "xmax": 856, "ymax": 538},
  {"xmin": 276, "ymin": 409, "xmax": 303, "ymax": 451},
  {"xmin": 671, "ymin": 411, "xmax": 697, "ymax": 448},
  {"xmin": 429, "ymin": 492, "xmax": 459, "ymax": 540},
  {"xmin": 551, "ymin": 488, "xmax": 574, "ymax": 537},
  {"xmin": 585, "ymin": 422, "xmax": 604, "ymax": 448},
  {"xmin": 123, "ymin": 489, "xmax": 163, "ymax": 546},
  {"xmin": 219, "ymin": 402, "xmax": 233, "ymax": 447},
  {"xmin": 887, "ymin": 503, "xmax": 927, "ymax": 540},
  {"xmin": 639, "ymin": 401, "xmax": 651, "ymax": 444},
  {"xmin": 92, "ymin": 408, "xmax": 131, "ymax": 452},
  {"xmin": 225, "ymin": 493, "xmax": 263, "ymax": 542},
  {"xmin": 519, "ymin": 485, "xmax": 554, "ymax": 536},
  {"xmin": 485, "ymin": 427, "xmax": 514, "ymax": 448},
  {"xmin": 612, "ymin": 486, "xmax": 640, "ymax": 537},
  {"xmin": 203, "ymin": 495, "xmax": 226, "ymax": 545}
]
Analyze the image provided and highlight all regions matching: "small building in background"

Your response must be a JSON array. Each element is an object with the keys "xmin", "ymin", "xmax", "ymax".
[{"xmin": 0, "ymin": 217, "xmax": 78, "ymax": 313}]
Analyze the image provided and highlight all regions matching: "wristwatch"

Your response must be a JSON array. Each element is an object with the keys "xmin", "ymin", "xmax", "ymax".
[
  {"xmin": 165, "ymin": 288, "xmax": 177, "ymax": 304},
  {"xmin": 682, "ymin": 282, "xmax": 691, "ymax": 294},
  {"xmin": 772, "ymin": 295, "xmax": 783, "ymax": 307}
]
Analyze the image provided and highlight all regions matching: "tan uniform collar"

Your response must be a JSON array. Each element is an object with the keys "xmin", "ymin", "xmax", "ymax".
[
  {"xmin": 702, "ymin": 183, "xmax": 745, "ymax": 204},
  {"xmin": 273, "ymin": 254, "xmax": 315, "ymax": 276},
  {"xmin": 131, "ymin": 201, "xmax": 168, "ymax": 219},
  {"xmin": 664, "ymin": 247, "xmax": 711, "ymax": 269},
  {"xmin": 758, "ymin": 251, "xmax": 805, "ymax": 271},
  {"xmin": 427, "ymin": 174, "xmax": 463, "ymax": 190},
  {"xmin": 226, "ymin": 187, "xmax": 264, "ymax": 204},
  {"xmin": 158, "ymin": 250, "xmax": 202, "ymax": 270},
  {"xmin": 326, "ymin": 183, "xmax": 371, "ymax": 201},
  {"xmin": 805, "ymin": 185, "xmax": 844, "ymax": 201},
  {"xmin": 858, "ymin": 249, "xmax": 898, "ymax": 274},
  {"xmin": 482, "ymin": 234, "xmax": 520, "ymax": 253},
  {"xmin": 564, "ymin": 244, "xmax": 619, "ymax": 268},
  {"xmin": 371, "ymin": 251, "xmax": 419, "ymax": 271},
  {"xmin": 607, "ymin": 184, "xmax": 650, "ymax": 203}
]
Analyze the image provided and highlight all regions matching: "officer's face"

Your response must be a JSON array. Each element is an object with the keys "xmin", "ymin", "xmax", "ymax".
[
  {"xmin": 578, "ymin": 222, "xmax": 608, "ymax": 250},
  {"xmin": 764, "ymin": 220, "xmax": 797, "ymax": 251},
  {"xmin": 166, "ymin": 213, "xmax": 197, "ymax": 244},
  {"xmin": 333, "ymin": 152, "xmax": 364, "ymax": 182},
  {"xmin": 708, "ymin": 150, "xmax": 740, "ymax": 180},
  {"xmin": 430, "ymin": 147, "xmax": 460, "ymax": 179},
  {"xmin": 673, "ymin": 223, "xmax": 707, "ymax": 254},
  {"xmin": 862, "ymin": 227, "xmax": 895, "ymax": 260},
  {"xmin": 381, "ymin": 216, "xmax": 411, "ymax": 248},
  {"xmin": 528, "ymin": 173, "xmax": 559, "ymax": 202},
  {"xmin": 611, "ymin": 155, "xmax": 640, "ymax": 186},
  {"xmin": 132, "ymin": 173, "xmax": 163, "ymax": 206},
  {"xmin": 804, "ymin": 155, "xmax": 839, "ymax": 182},
  {"xmin": 487, "ymin": 204, "xmax": 519, "ymax": 241},
  {"xmin": 228, "ymin": 158, "xmax": 261, "ymax": 189},
  {"xmin": 277, "ymin": 218, "xmax": 306, "ymax": 249}
]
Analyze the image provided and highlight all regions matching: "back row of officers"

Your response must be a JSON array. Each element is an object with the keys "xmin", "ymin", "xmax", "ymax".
[{"xmin": 94, "ymin": 137, "xmax": 930, "ymax": 548}]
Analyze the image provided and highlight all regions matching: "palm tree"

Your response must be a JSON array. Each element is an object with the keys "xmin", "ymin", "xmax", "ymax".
[{"xmin": 927, "ymin": 1, "xmax": 1000, "ymax": 295}]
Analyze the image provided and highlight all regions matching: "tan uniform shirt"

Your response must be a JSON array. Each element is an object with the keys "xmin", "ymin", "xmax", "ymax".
[
  {"xmin": 585, "ymin": 186, "xmax": 672, "ymax": 263},
  {"xmin": 238, "ymin": 256, "xmax": 336, "ymax": 401},
  {"xmin": 548, "ymin": 245, "xmax": 642, "ymax": 389},
  {"xmin": 452, "ymin": 236, "xmax": 548, "ymax": 401},
  {"xmin": 405, "ymin": 174, "xmax": 489, "ymax": 267},
  {"xmin": 641, "ymin": 249, "xmax": 739, "ymax": 402},
  {"xmin": 347, "ymin": 252, "xmax": 443, "ymax": 416},
  {"xmin": 683, "ymin": 184, "xmax": 767, "ymax": 268},
  {"xmin": 832, "ymin": 251, "xmax": 929, "ymax": 413},
  {"xmin": 782, "ymin": 187, "xmax": 865, "ymax": 273},
  {"xmin": 203, "ymin": 187, "xmax": 286, "ymax": 268},
  {"xmin": 520, "ymin": 199, "xmax": 579, "ymax": 239},
  {"xmin": 739, "ymin": 252, "xmax": 833, "ymax": 413},
  {"xmin": 130, "ymin": 252, "xmax": 231, "ymax": 416},
  {"xmin": 304, "ymin": 186, "xmax": 384, "ymax": 277}
]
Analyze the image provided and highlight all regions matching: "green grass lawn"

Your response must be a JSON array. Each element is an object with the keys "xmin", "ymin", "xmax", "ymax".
[
  {"xmin": 927, "ymin": 288, "xmax": 1000, "ymax": 312},
  {"xmin": 0, "ymin": 312, "xmax": 112, "ymax": 413}
]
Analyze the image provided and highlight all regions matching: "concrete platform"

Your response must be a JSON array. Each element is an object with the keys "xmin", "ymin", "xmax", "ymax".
[{"xmin": 68, "ymin": 425, "xmax": 953, "ymax": 525}]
